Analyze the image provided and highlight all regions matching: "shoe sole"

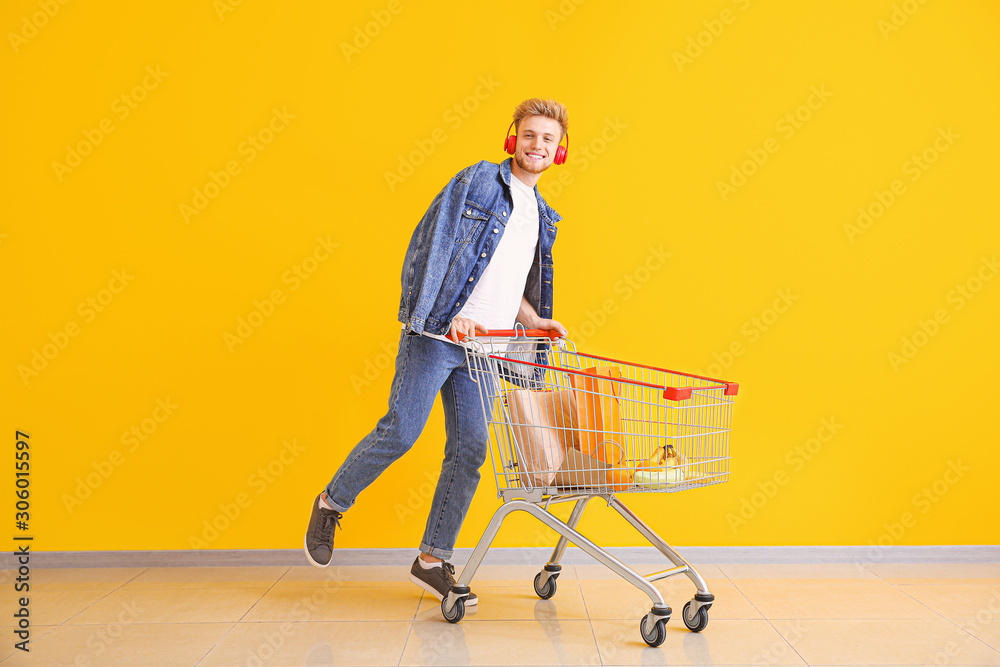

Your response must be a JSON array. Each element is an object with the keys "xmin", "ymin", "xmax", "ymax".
[
  {"xmin": 303, "ymin": 534, "xmax": 332, "ymax": 568},
  {"xmin": 408, "ymin": 573, "xmax": 478, "ymax": 606}
]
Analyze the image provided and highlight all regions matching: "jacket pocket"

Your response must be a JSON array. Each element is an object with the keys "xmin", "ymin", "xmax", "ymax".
[{"xmin": 455, "ymin": 206, "xmax": 489, "ymax": 244}]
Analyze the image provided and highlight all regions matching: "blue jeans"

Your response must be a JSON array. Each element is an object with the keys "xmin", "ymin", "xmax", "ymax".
[{"xmin": 325, "ymin": 331, "xmax": 492, "ymax": 560}]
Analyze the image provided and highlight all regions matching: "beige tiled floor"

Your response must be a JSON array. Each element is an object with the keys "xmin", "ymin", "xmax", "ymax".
[{"xmin": 2, "ymin": 561, "xmax": 999, "ymax": 665}]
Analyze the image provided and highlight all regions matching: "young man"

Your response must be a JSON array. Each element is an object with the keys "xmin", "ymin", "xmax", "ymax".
[{"xmin": 305, "ymin": 98, "xmax": 570, "ymax": 606}]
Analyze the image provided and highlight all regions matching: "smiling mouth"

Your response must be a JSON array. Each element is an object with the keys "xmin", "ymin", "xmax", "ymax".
[{"xmin": 525, "ymin": 152, "xmax": 545, "ymax": 160}]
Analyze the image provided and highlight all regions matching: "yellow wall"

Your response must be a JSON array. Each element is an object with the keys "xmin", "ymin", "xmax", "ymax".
[{"xmin": 3, "ymin": 0, "xmax": 998, "ymax": 552}]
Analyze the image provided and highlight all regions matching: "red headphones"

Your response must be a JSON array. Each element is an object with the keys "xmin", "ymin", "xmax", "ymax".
[{"xmin": 504, "ymin": 121, "xmax": 569, "ymax": 165}]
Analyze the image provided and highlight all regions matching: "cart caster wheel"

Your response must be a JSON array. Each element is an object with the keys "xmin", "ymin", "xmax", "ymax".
[
  {"xmin": 640, "ymin": 614, "xmax": 668, "ymax": 647},
  {"xmin": 533, "ymin": 572, "xmax": 558, "ymax": 599},
  {"xmin": 682, "ymin": 601, "xmax": 709, "ymax": 632},
  {"xmin": 441, "ymin": 596, "xmax": 465, "ymax": 623}
]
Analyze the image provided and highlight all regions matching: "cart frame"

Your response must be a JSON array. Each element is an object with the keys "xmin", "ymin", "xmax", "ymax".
[{"xmin": 439, "ymin": 329, "xmax": 738, "ymax": 647}]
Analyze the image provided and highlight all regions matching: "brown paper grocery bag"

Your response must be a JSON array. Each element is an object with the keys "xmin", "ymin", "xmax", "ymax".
[
  {"xmin": 506, "ymin": 388, "xmax": 578, "ymax": 486},
  {"xmin": 554, "ymin": 441, "xmax": 628, "ymax": 490}
]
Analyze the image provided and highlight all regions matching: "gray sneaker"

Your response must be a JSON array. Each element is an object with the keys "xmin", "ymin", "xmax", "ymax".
[
  {"xmin": 409, "ymin": 558, "xmax": 478, "ymax": 606},
  {"xmin": 304, "ymin": 492, "xmax": 342, "ymax": 567}
]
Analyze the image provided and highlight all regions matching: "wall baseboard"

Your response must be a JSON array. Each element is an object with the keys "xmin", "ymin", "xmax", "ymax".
[{"xmin": 7, "ymin": 545, "xmax": 999, "ymax": 569}]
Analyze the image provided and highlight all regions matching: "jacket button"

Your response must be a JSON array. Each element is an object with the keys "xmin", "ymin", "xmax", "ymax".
[
  {"xmin": 502, "ymin": 211, "xmax": 507, "ymax": 216},
  {"xmin": 481, "ymin": 252, "xmax": 487, "ymax": 258},
  {"xmin": 468, "ymin": 277, "xmax": 474, "ymax": 282},
  {"xmin": 466, "ymin": 209, "xmax": 472, "ymax": 215},
  {"xmin": 455, "ymin": 302, "xmax": 461, "ymax": 307},
  {"xmin": 493, "ymin": 228, "xmax": 498, "ymax": 233}
]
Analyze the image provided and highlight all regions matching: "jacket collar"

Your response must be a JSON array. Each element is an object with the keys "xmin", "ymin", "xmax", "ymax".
[
  {"xmin": 500, "ymin": 158, "xmax": 563, "ymax": 224},
  {"xmin": 499, "ymin": 157, "xmax": 513, "ymax": 187}
]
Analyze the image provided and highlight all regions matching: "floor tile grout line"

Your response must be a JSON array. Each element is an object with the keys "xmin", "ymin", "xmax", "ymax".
[
  {"xmin": 191, "ymin": 622, "xmax": 238, "ymax": 667},
  {"xmin": 39, "ymin": 613, "xmax": 981, "ymax": 624},
  {"xmin": 574, "ymin": 569, "xmax": 606, "ymax": 665},
  {"xmin": 721, "ymin": 565, "xmax": 813, "ymax": 666},
  {"xmin": 56, "ymin": 566, "xmax": 151, "ymax": 627},
  {"xmin": 714, "ymin": 563, "xmax": 770, "ymax": 620},
  {"xmin": 193, "ymin": 565, "xmax": 290, "ymax": 666},
  {"xmin": 274, "ymin": 561, "xmax": 315, "ymax": 587},
  {"xmin": 396, "ymin": 590, "xmax": 426, "ymax": 667},
  {"xmin": 879, "ymin": 576, "xmax": 1000, "ymax": 656},
  {"xmin": 28, "ymin": 620, "xmax": 423, "ymax": 626},
  {"xmin": 24, "ymin": 563, "xmax": 1000, "ymax": 665},
  {"xmin": 859, "ymin": 560, "xmax": 882, "ymax": 580},
  {"xmin": 726, "ymin": 565, "xmax": 1000, "ymax": 663},
  {"xmin": 233, "ymin": 565, "xmax": 292, "ymax": 622},
  {"xmin": 118, "ymin": 566, "xmax": 152, "ymax": 587}
]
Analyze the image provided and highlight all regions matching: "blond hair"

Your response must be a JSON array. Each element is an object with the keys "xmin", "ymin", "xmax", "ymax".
[{"xmin": 512, "ymin": 98, "xmax": 569, "ymax": 139}]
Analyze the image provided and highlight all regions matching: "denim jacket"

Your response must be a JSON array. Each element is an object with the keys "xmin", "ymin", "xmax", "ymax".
[{"xmin": 398, "ymin": 158, "xmax": 561, "ymax": 336}]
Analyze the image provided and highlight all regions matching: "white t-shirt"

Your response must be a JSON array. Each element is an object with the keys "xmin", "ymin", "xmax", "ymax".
[{"xmin": 425, "ymin": 173, "xmax": 540, "ymax": 345}]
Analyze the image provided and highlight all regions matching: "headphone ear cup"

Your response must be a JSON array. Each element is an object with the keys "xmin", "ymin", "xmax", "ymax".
[
  {"xmin": 554, "ymin": 145, "xmax": 568, "ymax": 165},
  {"xmin": 504, "ymin": 135, "xmax": 517, "ymax": 155}
]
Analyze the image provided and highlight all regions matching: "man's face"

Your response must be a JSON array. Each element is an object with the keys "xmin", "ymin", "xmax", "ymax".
[{"xmin": 512, "ymin": 115, "xmax": 564, "ymax": 174}]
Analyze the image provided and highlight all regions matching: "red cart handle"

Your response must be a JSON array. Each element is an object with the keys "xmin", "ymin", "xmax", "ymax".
[{"xmin": 455, "ymin": 329, "xmax": 562, "ymax": 342}]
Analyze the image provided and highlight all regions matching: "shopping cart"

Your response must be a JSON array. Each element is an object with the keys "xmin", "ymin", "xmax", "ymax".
[{"xmin": 438, "ymin": 328, "xmax": 739, "ymax": 647}]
